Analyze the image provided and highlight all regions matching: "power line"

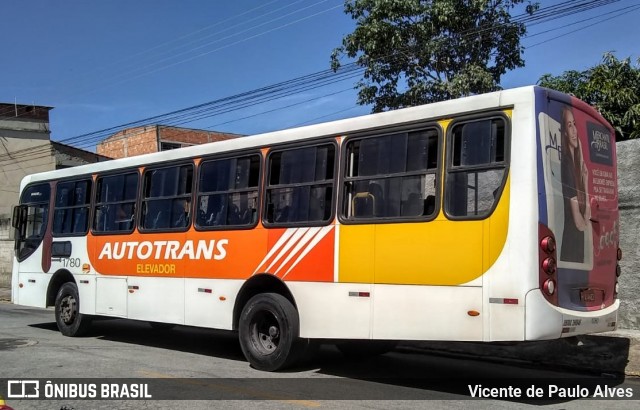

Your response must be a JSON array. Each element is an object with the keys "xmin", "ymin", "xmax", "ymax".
[
  {"xmin": 0, "ymin": 0, "xmax": 634, "ymax": 165},
  {"xmin": 61, "ymin": 1, "xmax": 343, "ymax": 100}
]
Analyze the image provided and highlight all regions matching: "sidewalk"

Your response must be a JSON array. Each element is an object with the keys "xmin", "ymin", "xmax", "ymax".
[{"xmin": 1, "ymin": 285, "xmax": 638, "ymax": 377}]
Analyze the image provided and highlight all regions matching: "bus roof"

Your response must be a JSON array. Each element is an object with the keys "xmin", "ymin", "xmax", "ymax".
[{"xmin": 19, "ymin": 85, "xmax": 555, "ymax": 188}]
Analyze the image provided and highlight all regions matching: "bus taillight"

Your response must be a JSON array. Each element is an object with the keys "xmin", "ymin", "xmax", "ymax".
[
  {"xmin": 617, "ymin": 248, "xmax": 622, "ymax": 261},
  {"xmin": 540, "ymin": 236, "xmax": 556, "ymax": 253},
  {"xmin": 542, "ymin": 257, "xmax": 556, "ymax": 275},
  {"xmin": 539, "ymin": 224, "xmax": 558, "ymax": 305}
]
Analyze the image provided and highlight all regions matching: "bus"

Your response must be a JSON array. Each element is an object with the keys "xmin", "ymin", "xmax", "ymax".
[{"xmin": 11, "ymin": 86, "xmax": 621, "ymax": 371}]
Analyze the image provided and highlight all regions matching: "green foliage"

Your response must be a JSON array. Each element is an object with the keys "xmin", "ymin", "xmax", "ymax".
[
  {"xmin": 539, "ymin": 53, "xmax": 640, "ymax": 140},
  {"xmin": 331, "ymin": 0, "xmax": 529, "ymax": 112}
]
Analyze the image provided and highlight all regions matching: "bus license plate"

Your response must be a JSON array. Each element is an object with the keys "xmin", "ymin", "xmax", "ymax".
[{"xmin": 580, "ymin": 289, "xmax": 602, "ymax": 305}]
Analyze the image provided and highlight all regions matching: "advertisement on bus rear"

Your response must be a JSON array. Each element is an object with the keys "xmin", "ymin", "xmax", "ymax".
[{"xmin": 538, "ymin": 93, "xmax": 618, "ymax": 312}]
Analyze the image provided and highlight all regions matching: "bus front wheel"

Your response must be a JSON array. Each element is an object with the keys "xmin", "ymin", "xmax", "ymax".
[
  {"xmin": 55, "ymin": 282, "xmax": 92, "ymax": 337},
  {"xmin": 238, "ymin": 293, "xmax": 301, "ymax": 371}
]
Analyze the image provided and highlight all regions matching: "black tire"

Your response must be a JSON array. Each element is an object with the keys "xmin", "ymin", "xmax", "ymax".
[
  {"xmin": 55, "ymin": 282, "xmax": 92, "ymax": 337},
  {"xmin": 336, "ymin": 340, "xmax": 397, "ymax": 358},
  {"xmin": 238, "ymin": 293, "xmax": 302, "ymax": 371}
]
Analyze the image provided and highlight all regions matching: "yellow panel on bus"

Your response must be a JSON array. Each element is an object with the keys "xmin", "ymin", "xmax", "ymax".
[{"xmin": 338, "ymin": 175, "xmax": 510, "ymax": 285}]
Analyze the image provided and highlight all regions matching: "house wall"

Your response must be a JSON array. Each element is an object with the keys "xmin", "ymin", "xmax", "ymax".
[
  {"xmin": 0, "ymin": 105, "xmax": 54, "ymax": 284},
  {"xmin": 0, "ymin": 104, "xmax": 107, "ymax": 286}
]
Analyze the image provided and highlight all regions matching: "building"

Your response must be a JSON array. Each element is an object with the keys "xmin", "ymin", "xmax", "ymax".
[
  {"xmin": 0, "ymin": 102, "xmax": 108, "ymax": 286},
  {"xmin": 96, "ymin": 125, "xmax": 241, "ymax": 159}
]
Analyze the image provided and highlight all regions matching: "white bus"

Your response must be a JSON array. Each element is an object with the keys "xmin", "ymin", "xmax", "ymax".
[{"xmin": 12, "ymin": 86, "xmax": 621, "ymax": 371}]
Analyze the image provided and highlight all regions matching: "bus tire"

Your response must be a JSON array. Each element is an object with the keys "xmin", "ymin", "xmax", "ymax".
[
  {"xmin": 238, "ymin": 293, "xmax": 301, "ymax": 371},
  {"xmin": 55, "ymin": 282, "xmax": 92, "ymax": 337}
]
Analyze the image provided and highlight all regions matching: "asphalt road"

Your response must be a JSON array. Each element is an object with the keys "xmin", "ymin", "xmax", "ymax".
[{"xmin": 1, "ymin": 301, "xmax": 639, "ymax": 409}]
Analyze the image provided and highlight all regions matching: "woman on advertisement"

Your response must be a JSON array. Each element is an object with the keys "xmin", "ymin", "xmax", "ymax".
[{"xmin": 560, "ymin": 105, "xmax": 590, "ymax": 263}]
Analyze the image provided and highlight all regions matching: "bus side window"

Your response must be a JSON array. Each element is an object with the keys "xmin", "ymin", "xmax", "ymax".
[
  {"xmin": 140, "ymin": 164, "xmax": 192, "ymax": 232},
  {"xmin": 265, "ymin": 144, "xmax": 335, "ymax": 226},
  {"xmin": 196, "ymin": 155, "xmax": 260, "ymax": 229},
  {"xmin": 445, "ymin": 118, "xmax": 508, "ymax": 218},
  {"xmin": 93, "ymin": 172, "xmax": 139, "ymax": 233},
  {"xmin": 53, "ymin": 179, "xmax": 91, "ymax": 236},
  {"xmin": 343, "ymin": 129, "xmax": 440, "ymax": 221}
]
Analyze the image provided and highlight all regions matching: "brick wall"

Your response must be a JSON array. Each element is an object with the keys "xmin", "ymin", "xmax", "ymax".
[
  {"xmin": 96, "ymin": 126, "xmax": 241, "ymax": 159},
  {"xmin": 96, "ymin": 126, "xmax": 158, "ymax": 158},
  {"xmin": 159, "ymin": 126, "xmax": 238, "ymax": 146}
]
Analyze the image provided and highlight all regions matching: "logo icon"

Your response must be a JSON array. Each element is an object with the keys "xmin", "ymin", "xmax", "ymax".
[{"xmin": 7, "ymin": 380, "xmax": 39, "ymax": 398}]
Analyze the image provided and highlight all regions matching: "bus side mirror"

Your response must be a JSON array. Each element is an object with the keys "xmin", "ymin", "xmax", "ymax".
[{"xmin": 11, "ymin": 205, "xmax": 27, "ymax": 240}]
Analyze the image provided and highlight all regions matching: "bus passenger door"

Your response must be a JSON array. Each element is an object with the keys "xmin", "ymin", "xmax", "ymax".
[{"xmin": 13, "ymin": 183, "xmax": 52, "ymax": 307}]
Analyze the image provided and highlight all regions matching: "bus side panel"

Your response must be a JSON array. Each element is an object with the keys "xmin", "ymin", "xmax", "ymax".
[
  {"xmin": 89, "ymin": 226, "xmax": 335, "ymax": 283},
  {"xmin": 184, "ymin": 279, "xmax": 244, "ymax": 329},
  {"xmin": 372, "ymin": 285, "xmax": 483, "ymax": 340},
  {"xmin": 484, "ymin": 99, "xmax": 538, "ymax": 342},
  {"xmin": 288, "ymin": 282, "xmax": 372, "ymax": 339},
  {"xmin": 127, "ymin": 276, "xmax": 185, "ymax": 324},
  {"xmin": 337, "ymin": 224, "xmax": 375, "ymax": 283},
  {"xmin": 14, "ymin": 243, "xmax": 48, "ymax": 308},
  {"xmin": 374, "ymin": 221, "xmax": 484, "ymax": 285}
]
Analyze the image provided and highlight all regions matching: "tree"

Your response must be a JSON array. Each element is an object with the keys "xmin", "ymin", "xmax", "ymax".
[
  {"xmin": 539, "ymin": 53, "xmax": 640, "ymax": 141},
  {"xmin": 331, "ymin": 0, "xmax": 532, "ymax": 112}
]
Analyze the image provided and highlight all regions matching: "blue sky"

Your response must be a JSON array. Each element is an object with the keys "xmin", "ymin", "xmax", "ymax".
[{"xmin": 1, "ymin": 0, "xmax": 639, "ymax": 151}]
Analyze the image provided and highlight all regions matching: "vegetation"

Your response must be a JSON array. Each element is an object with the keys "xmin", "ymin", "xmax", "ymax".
[
  {"xmin": 539, "ymin": 53, "xmax": 640, "ymax": 141},
  {"xmin": 331, "ymin": 0, "xmax": 532, "ymax": 112}
]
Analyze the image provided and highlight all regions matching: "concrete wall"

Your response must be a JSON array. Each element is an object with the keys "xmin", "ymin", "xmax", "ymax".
[
  {"xmin": 0, "ymin": 104, "xmax": 107, "ymax": 286},
  {"xmin": 0, "ymin": 106, "xmax": 54, "ymax": 285},
  {"xmin": 616, "ymin": 139, "xmax": 640, "ymax": 329}
]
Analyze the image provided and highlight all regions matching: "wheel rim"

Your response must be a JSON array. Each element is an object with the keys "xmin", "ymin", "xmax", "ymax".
[
  {"xmin": 59, "ymin": 294, "xmax": 78, "ymax": 325},
  {"xmin": 250, "ymin": 310, "xmax": 281, "ymax": 355}
]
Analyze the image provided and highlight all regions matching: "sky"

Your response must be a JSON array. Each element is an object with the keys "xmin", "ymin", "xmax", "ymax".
[{"xmin": 1, "ymin": 0, "xmax": 639, "ymax": 152}]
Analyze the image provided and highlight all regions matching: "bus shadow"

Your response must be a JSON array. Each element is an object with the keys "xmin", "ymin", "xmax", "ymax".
[
  {"xmin": 29, "ymin": 318, "xmax": 246, "ymax": 362},
  {"xmin": 304, "ymin": 342, "xmax": 633, "ymax": 403},
  {"xmin": 28, "ymin": 320, "xmax": 633, "ymax": 403}
]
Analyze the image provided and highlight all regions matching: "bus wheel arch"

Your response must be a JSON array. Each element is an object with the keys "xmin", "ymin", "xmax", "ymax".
[
  {"xmin": 233, "ymin": 274, "xmax": 296, "ymax": 332},
  {"xmin": 46, "ymin": 269, "xmax": 75, "ymax": 307}
]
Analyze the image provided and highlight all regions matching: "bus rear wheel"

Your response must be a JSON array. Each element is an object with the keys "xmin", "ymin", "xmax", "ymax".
[
  {"xmin": 55, "ymin": 282, "xmax": 91, "ymax": 337},
  {"xmin": 238, "ymin": 293, "xmax": 302, "ymax": 371}
]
